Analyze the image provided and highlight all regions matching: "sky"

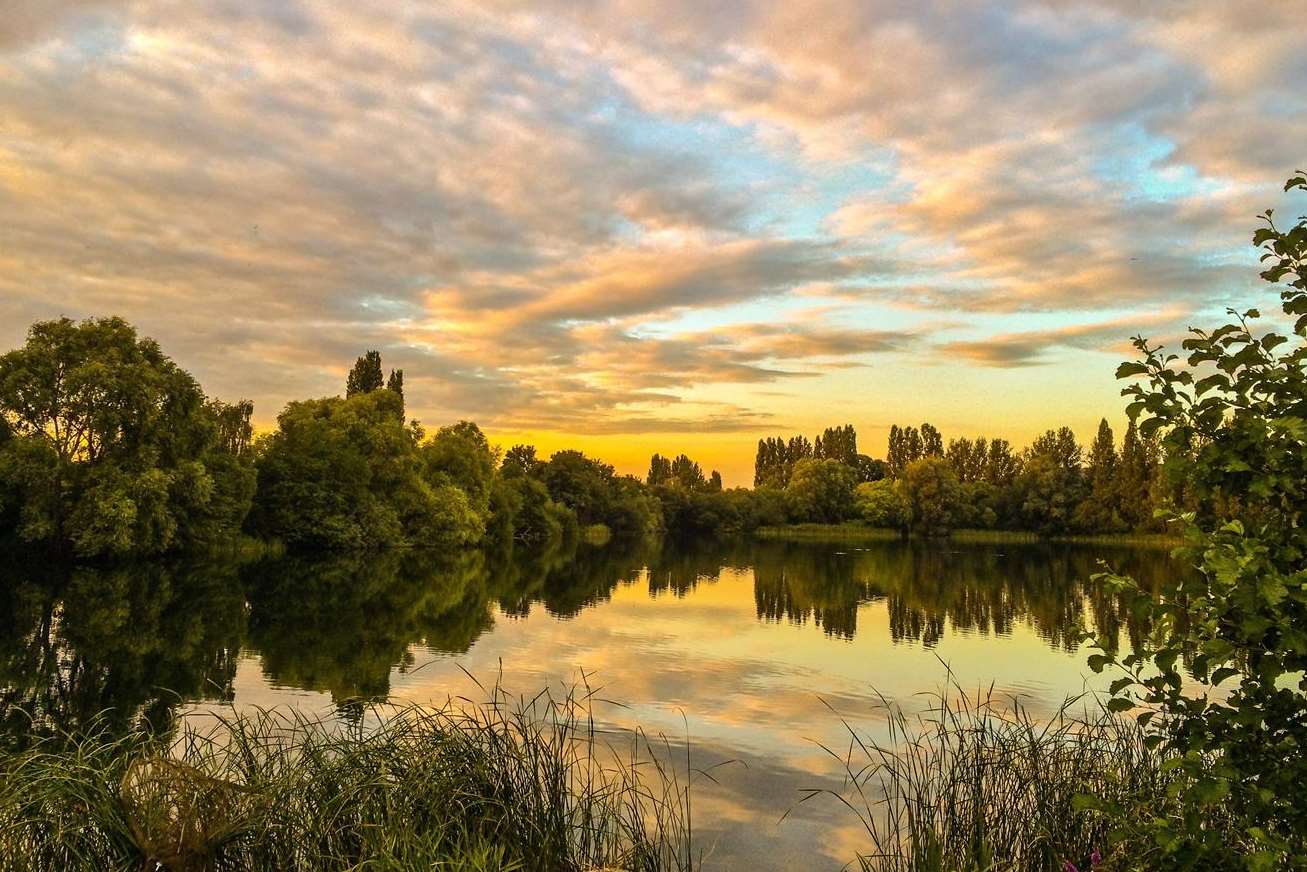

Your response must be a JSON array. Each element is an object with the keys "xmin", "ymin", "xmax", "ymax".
[{"xmin": 1, "ymin": 1, "xmax": 1304, "ymax": 485}]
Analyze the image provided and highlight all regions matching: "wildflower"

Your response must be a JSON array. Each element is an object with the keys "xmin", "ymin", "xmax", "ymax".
[
  {"xmin": 1063, "ymin": 863, "xmax": 1080, "ymax": 872},
  {"xmin": 1090, "ymin": 849, "xmax": 1103, "ymax": 866}
]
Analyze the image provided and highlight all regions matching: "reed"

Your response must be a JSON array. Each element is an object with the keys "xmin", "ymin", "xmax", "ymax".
[
  {"xmin": 799, "ymin": 682, "xmax": 1174, "ymax": 872},
  {"xmin": 0, "ymin": 682, "xmax": 694, "ymax": 872}
]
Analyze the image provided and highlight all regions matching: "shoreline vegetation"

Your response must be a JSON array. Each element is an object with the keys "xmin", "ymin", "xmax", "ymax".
[
  {"xmin": 755, "ymin": 523, "xmax": 1181, "ymax": 548},
  {"xmin": 0, "ymin": 685, "xmax": 695, "ymax": 872},
  {"xmin": 0, "ymin": 318, "xmax": 1181, "ymax": 564}
]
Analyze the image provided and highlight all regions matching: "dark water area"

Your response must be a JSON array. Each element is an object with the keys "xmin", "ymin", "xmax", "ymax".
[{"xmin": 0, "ymin": 538, "xmax": 1177, "ymax": 869}]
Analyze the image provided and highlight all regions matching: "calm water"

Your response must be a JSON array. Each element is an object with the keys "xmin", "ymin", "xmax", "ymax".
[{"xmin": 0, "ymin": 538, "xmax": 1173, "ymax": 869}]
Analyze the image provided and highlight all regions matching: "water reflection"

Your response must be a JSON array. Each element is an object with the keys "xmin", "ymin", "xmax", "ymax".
[
  {"xmin": 749, "ymin": 541, "xmax": 1165, "ymax": 651},
  {"xmin": 0, "ymin": 560, "xmax": 244, "ymax": 745},
  {"xmin": 0, "ymin": 538, "xmax": 1171, "ymax": 745}
]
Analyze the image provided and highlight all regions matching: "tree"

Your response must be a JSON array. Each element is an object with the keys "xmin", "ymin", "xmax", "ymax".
[
  {"xmin": 754, "ymin": 437, "xmax": 783, "ymax": 488},
  {"xmin": 888, "ymin": 423, "xmax": 940, "ymax": 477},
  {"xmin": 647, "ymin": 453, "xmax": 672, "ymax": 487},
  {"xmin": 345, "ymin": 350, "xmax": 384, "ymax": 397},
  {"xmin": 514, "ymin": 475, "xmax": 572, "ymax": 543},
  {"xmin": 421, "ymin": 421, "xmax": 496, "ymax": 528},
  {"xmin": 386, "ymin": 368, "xmax": 404, "ymax": 417},
  {"xmin": 1115, "ymin": 420, "xmax": 1160, "ymax": 529},
  {"xmin": 670, "ymin": 454, "xmax": 706, "ymax": 490},
  {"xmin": 854, "ymin": 454, "xmax": 887, "ymax": 483},
  {"xmin": 1016, "ymin": 427, "xmax": 1084, "ymax": 534},
  {"xmin": 1085, "ymin": 174, "xmax": 1307, "ymax": 865},
  {"xmin": 984, "ymin": 438, "xmax": 1021, "ymax": 485},
  {"xmin": 785, "ymin": 458, "xmax": 857, "ymax": 523},
  {"xmin": 502, "ymin": 444, "xmax": 543, "ymax": 479},
  {"xmin": 0, "ymin": 317, "xmax": 255, "ymax": 557},
  {"xmin": 755, "ymin": 434, "xmax": 816, "ymax": 488},
  {"xmin": 606, "ymin": 475, "xmax": 663, "ymax": 541},
  {"xmin": 814, "ymin": 424, "xmax": 858, "ymax": 466},
  {"xmin": 920, "ymin": 423, "xmax": 944, "ymax": 457},
  {"xmin": 1073, "ymin": 418, "xmax": 1126, "ymax": 532},
  {"xmin": 854, "ymin": 479, "xmax": 906, "ymax": 530},
  {"xmin": 901, "ymin": 456, "xmax": 961, "ymax": 536},
  {"xmin": 946, "ymin": 437, "xmax": 990, "ymax": 482},
  {"xmin": 540, "ymin": 450, "xmax": 615, "ymax": 527},
  {"xmin": 250, "ymin": 390, "xmax": 480, "ymax": 549}
]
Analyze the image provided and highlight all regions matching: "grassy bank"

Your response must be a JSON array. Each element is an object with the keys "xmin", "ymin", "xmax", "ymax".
[
  {"xmin": 0, "ymin": 687, "xmax": 693, "ymax": 872},
  {"xmin": 808, "ymin": 686, "xmax": 1178, "ymax": 871},
  {"xmin": 755, "ymin": 523, "xmax": 1179, "ymax": 548}
]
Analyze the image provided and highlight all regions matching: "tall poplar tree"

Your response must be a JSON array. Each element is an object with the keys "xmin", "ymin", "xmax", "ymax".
[{"xmin": 346, "ymin": 350, "xmax": 384, "ymax": 397}]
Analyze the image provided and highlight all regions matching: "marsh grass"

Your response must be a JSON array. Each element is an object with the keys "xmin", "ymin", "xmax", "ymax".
[
  {"xmin": 799, "ymin": 682, "xmax": 1172, "ymax": 872},
  {"xmin": 0, "ymin": 681, "xmax": 696, "ymax": 872}
]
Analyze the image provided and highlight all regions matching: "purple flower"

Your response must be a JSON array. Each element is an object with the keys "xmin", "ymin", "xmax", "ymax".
[
  {"xmin": 1090, "ymin": 849, "xmax": 1103, "ymax": 866},
  {"xmin": 1063, "ymin": 863, "xmax": 1080, "ymax": 872}
]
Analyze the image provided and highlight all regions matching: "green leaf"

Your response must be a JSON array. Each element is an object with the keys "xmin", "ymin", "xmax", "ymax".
[
  {"xmin": 1071, "ymin": 793, "xmax": 1105, "ymax": 812},
  {"xmin": 1210, "ymin": 667, "xmax": 1239, "ymax": 686},
  {"xmin": 1194, "ymin": 374, "xmax": 1229, "ymax": 396},
  {"xmin": 1116, "ymin": 362, "xmax": 1150, "ymax": 379}
]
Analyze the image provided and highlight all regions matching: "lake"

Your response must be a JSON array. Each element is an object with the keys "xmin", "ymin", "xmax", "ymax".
[{"xmin": 0, "ymin": 537, "xmax": 1174, "ymax": 870}]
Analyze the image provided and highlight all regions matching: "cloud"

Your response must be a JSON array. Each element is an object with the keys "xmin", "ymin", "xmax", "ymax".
[
  {"xmin": 936, "ymin": 308, "xmax": 1190, "ymax": 367},
  {"xmin": 0, "ymin": 0, "xmax": 1297, "ymax": 450}
]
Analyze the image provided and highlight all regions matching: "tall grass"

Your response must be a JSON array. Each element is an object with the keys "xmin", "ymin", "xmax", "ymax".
[
  {"xmin": 801, "ymin": 683, "xmax": 1172, "ymax": 872},
  {"xmin": 0, "ymin": 683, "xmax": 695, "ymax": 872}
]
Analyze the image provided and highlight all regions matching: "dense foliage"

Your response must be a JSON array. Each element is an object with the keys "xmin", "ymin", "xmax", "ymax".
[
  {"xmin": 1083, "ymin": 174, "xmax": 1307, "ymax": 869},
  {"xmin": 0, "ymin": 318, "xmax": 256, "ymax": 558},
  {"xmin": 247, "ymin": 391, "xmax": 485, "ymax": 549}
]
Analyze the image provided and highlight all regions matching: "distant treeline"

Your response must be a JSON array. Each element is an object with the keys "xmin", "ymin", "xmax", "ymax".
[
  {"xmin": 629, "ymin": 416, "xmax": 1171, "ymax": 541},
  {"xmin": 742, "ymin": 418, "xmax": 1169, "ymax": 537},
  {"xmin": 0, "ymin": 316, "xmax": 1174, "ymax": 560}
]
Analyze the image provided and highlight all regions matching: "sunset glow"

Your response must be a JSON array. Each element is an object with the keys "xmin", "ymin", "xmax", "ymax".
[{"xmin": 3, "ymin": 1, "xmax": 1303, "ymax": 482}]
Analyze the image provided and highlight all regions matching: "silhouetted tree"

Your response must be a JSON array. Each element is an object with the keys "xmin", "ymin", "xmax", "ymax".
[
  {"xmin": 647, "ymin": 453, "xmax": 673, "ymax": 487},
  {"xmin": 386, "ymin": 368, "xmax": 404, "ymax": 417},
  {"xmin": 502, "ymin": 444, "xmax": 543, "ymax": 479},
  {"xmin": 814, "ymin": 424, "xmax": 858, "ymax": 466},
  {"xmin": 346, "ymin": 350, "xmax": 384, "ymax": 397},
  {"xmin": 920, "ymin": 423, "xmax": 944, "ymax": 457}
]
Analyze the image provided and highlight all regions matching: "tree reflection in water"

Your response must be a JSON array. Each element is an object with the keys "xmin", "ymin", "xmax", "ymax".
[{"xmin": 0, "ymin": 538, "xmax": 1175, "ymax": 746}]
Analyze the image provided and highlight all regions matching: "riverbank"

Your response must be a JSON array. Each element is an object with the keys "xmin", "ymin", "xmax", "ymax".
[
  {"xmin": 754, "ymin": 523, "xmax": 1180, "ymax": 548},
  {"xmin": 0, "ymin": 689, "xmax": 692, "ymax": 872}
]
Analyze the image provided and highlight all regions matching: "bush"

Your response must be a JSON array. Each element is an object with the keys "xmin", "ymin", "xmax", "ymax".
[
  {"xmin": 900, "ymin": 457, "xmax": 961, "ymax": 536},
  {"xmin": 853, "ymin": 479, "xmax": 906, "ymax": 529},
  {"xmin": 785, "ymin": 458, "xmax": 858, "ymax": 523}
]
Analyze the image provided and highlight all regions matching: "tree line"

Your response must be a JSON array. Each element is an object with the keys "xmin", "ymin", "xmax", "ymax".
[
  {"xmin": 742, "ymin": 417, "xmax": 1169, "ymax": 537},
  {"xmin": 0, "ymin": 318, "xmax": 658, "ymax": 558},
  {"xmin": 0, "ymin": 317, "xmax": 1175, "ymax": 560}
]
